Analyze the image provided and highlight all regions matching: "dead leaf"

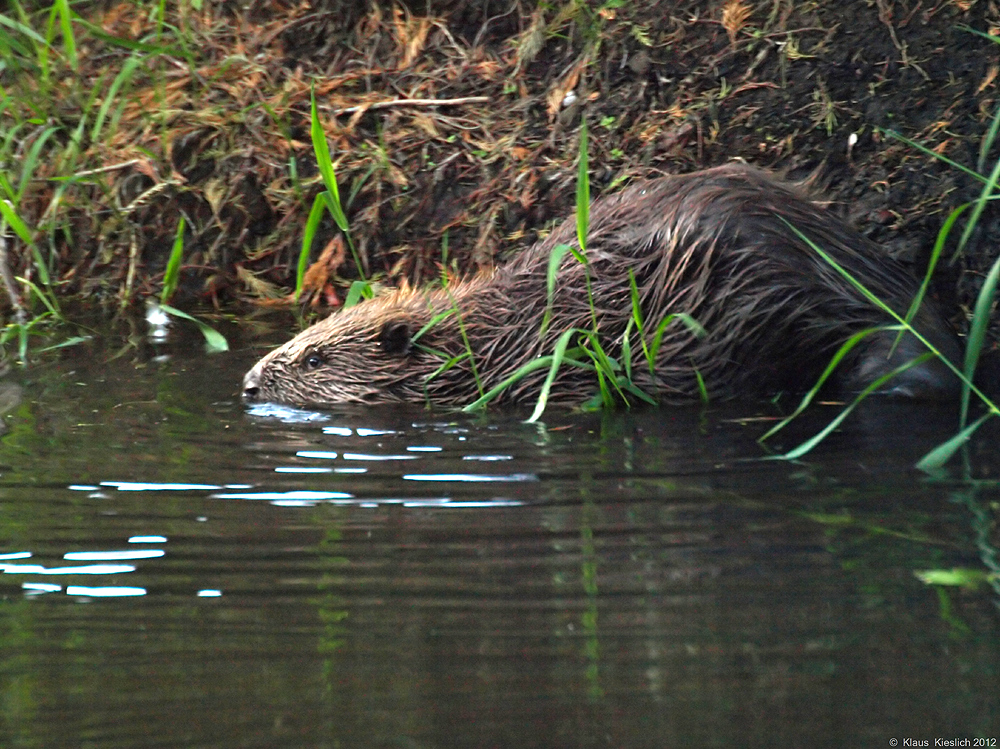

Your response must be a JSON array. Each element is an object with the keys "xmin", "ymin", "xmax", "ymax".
[
  {"xmin": 300, "ymin": 235, "xmax": 347, "ymax": 306},
  {"xmin": 403, "ymin": 18, "xmax": 430, "ymax": 68},
  {"xmin": 546, "ymin": 57, "xmax": 587, "ymax": 120},
  {"xmin": 978, "ymin": 64, "xmax": 998, "ymax": 94},
  {"xmin": 237, "ymin": 265, "xmax": 286, "ymax": 302},
  {"xmin": 721, "ymin": 0, "xmax": 753, "ymax": 46},
  {"xmin": 394, "ymin": 7, "xmax": 430, "ymax": 69}
]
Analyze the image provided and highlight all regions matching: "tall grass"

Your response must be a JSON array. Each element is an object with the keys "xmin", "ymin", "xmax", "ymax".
[
  {"xmin": 154, "ymin": 217, "xmax": 228, "ymax": 352},
  {"xmin": 461, "ymin": 119, "xmax": 704, "ymax": 421},
  {"xmin": 0, "ymin": 1, "xmax": 228, "ymax": 358},
  {"xmin": 764, "ymin": 146, "xmax": 1000, "ymax": 469},
  {"xmin": 300, "ymin": 86, "xmax": 367, "ymax": 303}
]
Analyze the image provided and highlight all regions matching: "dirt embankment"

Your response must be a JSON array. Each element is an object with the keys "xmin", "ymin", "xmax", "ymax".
[{"xmin": 4, "ymin": 0, "xmax": 1000, "ymax": 340}]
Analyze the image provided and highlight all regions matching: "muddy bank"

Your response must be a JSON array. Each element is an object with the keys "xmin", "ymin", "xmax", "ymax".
[{"xmin": 2, "ymin": 1, "xmax": 1000, "ymax": 342}]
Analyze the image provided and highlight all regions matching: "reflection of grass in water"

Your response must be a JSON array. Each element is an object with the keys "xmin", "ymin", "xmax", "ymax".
[
  {"xmin": 918, "ymin": 484, "xmax": 1000, "ymax": 625},
  {"xmin": 315, "ymin": 520, "xmax": 350, "ymax": 672},
  {"xmin": 797, "ymin": 495, "xmax": 1000, "ymax": 637},
  {"xmin": 580, "ymin": 488, "xmax": 602, "ymax": 699}
]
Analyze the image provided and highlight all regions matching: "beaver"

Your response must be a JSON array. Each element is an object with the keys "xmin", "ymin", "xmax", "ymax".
[{"xmin": 242, "ymin": 162, "xmax": 962, "ymax": 408}]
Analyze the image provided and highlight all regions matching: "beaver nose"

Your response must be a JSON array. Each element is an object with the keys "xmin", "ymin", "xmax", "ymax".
[{"xmin": 242, "ymin": 367, "xmax": 261, "ymax": 402}]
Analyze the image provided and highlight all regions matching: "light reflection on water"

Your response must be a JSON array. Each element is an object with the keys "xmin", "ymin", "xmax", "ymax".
[{"xmin": 0, "ymin": 339, "xmax": 997, "ymax": 746}]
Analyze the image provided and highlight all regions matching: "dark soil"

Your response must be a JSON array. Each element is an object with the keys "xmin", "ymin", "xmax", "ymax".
[{"xmin": 5, "ymin": 0, "xmax": 1000, "ymax": 342}]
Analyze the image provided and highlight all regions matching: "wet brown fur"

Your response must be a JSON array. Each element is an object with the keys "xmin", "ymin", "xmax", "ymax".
[{"xmin": 243, "ymin": 163, "xmax": 961, "ymax": 408}]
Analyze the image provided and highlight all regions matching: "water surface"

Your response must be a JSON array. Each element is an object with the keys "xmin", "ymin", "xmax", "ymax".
[{"xmin": 0, "ymin": 332, "xmax": 997, "ymax": 747}]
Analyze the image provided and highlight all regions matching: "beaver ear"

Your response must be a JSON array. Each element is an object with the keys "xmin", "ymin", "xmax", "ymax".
[{"xmin": 378, "ymin": 320, "xmax": 412, "ymax": 356}]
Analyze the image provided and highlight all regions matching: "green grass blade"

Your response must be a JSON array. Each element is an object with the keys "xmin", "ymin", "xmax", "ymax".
[
  {"xmin": 960, "ymin": 253, "xmax": 1000, "ymax": 426},
  {"xmin": 462, "ymin": 356, "xmax": 555, "ymax": 412},
  {"xmin": 158, "ymin": 303, "xmax": 229, "ymax": 352},
  {"xmin": 343, "ymin": 280, "xmax": 374, "ymax": 309},
  {"xmin": 539, "ymin": 242, "xmax": 574, "ymax": 339},
  {"xmin": 979, "ymin": 103, "xmax": 1000, "ymax": 174},
  {"xmin": 0, "ymin": 172, "xmax": 14, "ymax": 203},
  {"xmin": 958, "ymin": 24, "xmax": 1000, "ymax": 45},
  {"xmin": 627, "ymin": 268, "xmax": 645, "ymax": 332},
  {"xmin": 622, "ymin": 317, "xmax": 634, "ymax": 382},
  {"xmin": 446, "ymin": 291, "xmax": 484, "ymax": 397},
  {"xmin": 648, "ymin": 313, "xmax": 705, "ymax": 373},
  {"xmin": 17, "ymin": 320, "xmax": 29, "ymax": 361},
  {"xmin": 310, "ymin": 86, "xmax": 345, "ymax": 225},
  {"xmin": 161, "ymin": 216, "xmax": 185, "ymax": 303},
  {"xmin": 880, "ymin": 128, "xmax": 987, "ymax": 185},
  {"xmin": 769, "ymin": 352, "xmax": 936, "ymax": 461},
  {"xmin": 0, "ymin": 199, "xmax": 33, "ymax": 243},
  {"xmin": 17, "ymin": 125, "xmax": 58, "ymax": 201},
  {"xmin": 309, "ymin": 88, "xmax": 364, "ymax": 278},
  {"xmin": 462, "ymin": 348, "xmax": 595, "ymax": 413},
  {"xmin": 422, "ymin": 352, "xmax": 471, "ymax": 405},
  {"xmin": 527, "ymin": 328, "xmax": 579, "ymax": 423},
  {"xmin": 626, "ymin": 269, "xmax": 659, "ymax": 378},
  {"xmin": 0, "ymin": 12, "xmax": 48, "ymax": 48},
  {"xmin": 621, "ymin": 380, "xmax": 658, "ymax": 405},
  {"xmin": 904, "ymin": 203, "xmax": 961, "ymax": 328},
  {"xmin": 693, "ymin": 368, "xmax": 708, "ymax": 403},
  {"xmin": 759, "ymin": 326, "xmax": 889, "ymax": 442},
  {"xmin": 54, "ymin": 0, "xmax": 75, "ymax": 71},
  {"xmin": 27, "ymin": 243, "xmax": 52, "ymax": 288},
  {"xmin": 957, "ymin": 156, "xmax": 1000, "ymax": 257},
  {"xmin": 577, "ymin": 329, "xmax": 631, "ymax": 406},
  {"xmin": 0, "ymin": 20, "xmax": 33, "ymax": 59},
  {"xmin": 18, "ymin": 276, "xmax": 59, "ymax": 317},
  {"xmin": 72, "ymin": 17, "xmax": 175, "ymax": 53},
  {"xmin": 779, "ymin": 216, "xmax": 991, "ymax": 407},
  {"xmin": 37, "ymin": 335, "xmax": 89, "ymax": 353},
  {"xmin": 296, "ymin": 193, "xmax": 326, "ymax": 301},
  {"xmin": 319, "ymin": 180, "xmax": 349, "ymax": 232},
  {"xmin": 916, "ymin": 411, "xmax": 995, "ymax": 473},
  {"xmin": 91, "ymin": 54, "xmax": 140, "ymax": 142},
  {"xmin": 411, "ymin": 308, "xmax": 456, "ymax": 344},
  {"xmin": 576, "ymin": 119, "xmax": 589, "ymax": 251}
]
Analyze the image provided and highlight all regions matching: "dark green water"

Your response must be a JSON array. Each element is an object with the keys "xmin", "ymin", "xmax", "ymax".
[{"xmin": 0, "ymin": 329, "xmax": 998, "ymax": 747}]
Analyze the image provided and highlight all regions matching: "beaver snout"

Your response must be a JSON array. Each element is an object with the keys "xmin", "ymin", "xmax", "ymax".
[{"xmin": 242, "ymin": 365, "xmax": 262, "ymax": 402}]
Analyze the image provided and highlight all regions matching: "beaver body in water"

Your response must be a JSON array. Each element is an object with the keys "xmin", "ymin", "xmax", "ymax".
[{"xmin": 243, "ymin": 163, "xmax": 961, "ymax": 408}]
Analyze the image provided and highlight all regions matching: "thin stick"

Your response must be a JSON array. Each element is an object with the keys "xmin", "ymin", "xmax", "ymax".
[
  {"xmin": 0, "ymin": 236, "xmax": 26, "ymax": 323},
  {"xmin": 70, "ymin": 159, "xmax": 142, "ymax": 179},
  {"xmin": 330, "ymin": 96, "xmax": 489, "ymax": 115},
  {"xmin": 121, "ymin": 228, "xmax": 140, "ymax": 308}
]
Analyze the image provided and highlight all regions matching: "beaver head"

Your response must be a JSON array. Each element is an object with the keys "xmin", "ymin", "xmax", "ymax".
[{"xmin": 242, "ymin": 282, "xmax": 495, "ymax": 406}]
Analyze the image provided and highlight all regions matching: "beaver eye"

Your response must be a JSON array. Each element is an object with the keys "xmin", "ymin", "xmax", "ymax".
[{"xmin": 302, "ymin": 352, "xmax": 324, "ymax": 370}]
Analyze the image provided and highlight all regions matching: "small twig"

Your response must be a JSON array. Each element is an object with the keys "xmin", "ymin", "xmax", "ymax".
[
  {"xmin": 259, "ymin": 11, "xmax": 334, "ymax": 48},
  {"xmin": 68, "ymin": 159, "xmax": 142, "ymax": 179},
  {"xmin": 121, "ymin": 227, "xmax": 140, "ymax": 308},
  {"xmin": 329, "ymin": 96, "xmax": 489, "ymax": 116}
]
